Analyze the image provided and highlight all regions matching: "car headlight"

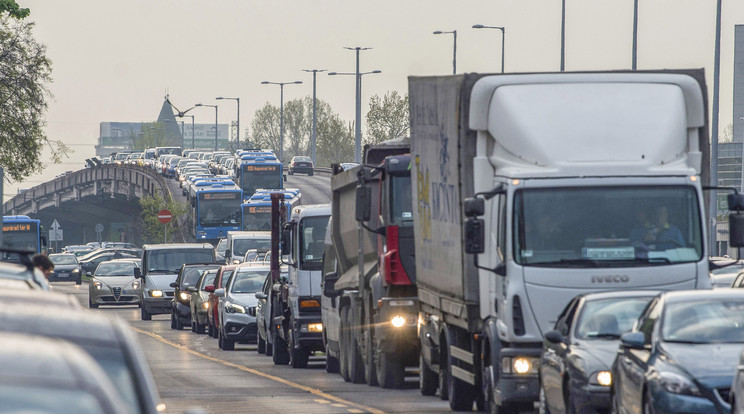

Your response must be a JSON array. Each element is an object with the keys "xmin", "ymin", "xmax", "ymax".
[
  {"xmin": 93, "ymin": 281, "xmax": 103, "ymax": 290},
  {"xmin": 225, "ymin": 301, "xmax": 246, "ymax": 314},
  {"xmin": 150, "ymin": 290, "xmax": 163, "ymax": 297},
  {"xmin": 179, "ymin": 292, "xmax": 190, "ymax": 302},
  {"xmin": 72, "ymin": 268, "xmax": 81, "ymax": 274},
  {"xmin": 589, "ymin": 370, "xmax": 612, "ymax": 387},
  {"xmin": 658, "ymin": 371, "xmax": 701, "ymax": 396},
  {"xmin": 132, "ymin": 280, "xmax": 140, "ymax": 290},
  {"xmin": 201, "ymin": 302, "xmax": 209, "ymax": 310},
  {"xmin": 300, "ymin": 323, "xmax": 323, "ymax": 333}
]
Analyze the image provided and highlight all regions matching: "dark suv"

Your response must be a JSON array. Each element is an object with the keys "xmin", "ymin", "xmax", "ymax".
[
  {"xmin": 288, "ymin": 156, "xmax": 314, "ymax": 176},
  {"xmin": 170, "ymin": 263, "xmax": 221, "ymax": 330}
]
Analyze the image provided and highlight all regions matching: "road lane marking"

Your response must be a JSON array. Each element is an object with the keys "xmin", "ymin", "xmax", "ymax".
[{"xmin": 131, "ymin": 327, "xmax": 384, "ymax": 414}]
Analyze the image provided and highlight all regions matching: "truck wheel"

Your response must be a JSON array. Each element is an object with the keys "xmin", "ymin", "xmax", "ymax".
[
  {"xmin": 339, "ymin": 307, "xmax": 350, "ymax": 381},
  {"xmin": 257, "ymin": 335, "xmax": 266, "ymax": 354},
  {"xmin": 447, "ymin": 352, "xmax": 475, "ymax": 411},
  {"xmin": 364, "ymin": 325, "xmax": 378, "ymax": 386},
  {"xmin": 376, "ymin": 351, "xmax": 404, "ymax": 389},
  {"xmin": 420, "ymin": 352, "xmax": 438, "ymax": 396},
  {"xmin": 325, "ymin": 342, "xmax": 340, "ymax": 373},
  {"xmin": 141, "ymin": 305, "xmax": 152, "ymax": 321},
  {"xmin": 272, "ymin": 328, "xmax": 290, "ymax": 365},
  {"xmin": 348, "ymin": 309, "xmax": 366, "ymax": 384},
  {"xmin": 288, "ymin": 328, "xmax": 309, "ymax": 368},
  {"xmin": 439, "ymin": 368, "xmax": 449, "ymax": 400}
]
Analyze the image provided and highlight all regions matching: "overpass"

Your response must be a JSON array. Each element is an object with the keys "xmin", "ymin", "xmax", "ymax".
[{"xmin": 2, "ymin": 165, "xmax": 172, "ymax": 247}]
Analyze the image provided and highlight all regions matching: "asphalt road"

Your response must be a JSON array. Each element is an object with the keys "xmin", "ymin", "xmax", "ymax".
[{"xmin": 52, "ymin": 282, "xmax": 460, "ymax": 414}]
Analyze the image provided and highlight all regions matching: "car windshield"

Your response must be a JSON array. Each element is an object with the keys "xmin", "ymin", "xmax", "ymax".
[
  {"xmin": 230, "ymin": 270, "xmax": 268, "ymax": 293},
  {"xmin": 232, "ymin": 238, "xmax": 271, "ymax": 257},
  {"xmin": 514, "ymin": 186, "xmax": 703, "ymax": 267},
  {"xmin": 50, "ymin": 254, "xmax": 77, "ymax": 265},
  {"xmin": 662, "ymin": 299, "xmax": 744, "ymax": 343},
  {"xmin": 181, "ymin": 265, "xmax": 220, "ymax": 288},
  {"xmin": 294, "ymin": 157, "xmax": 311, "ymax": 162},
  {"xmin": 574, "ymin": 297, "xmax": 654, "ymax": 339},
  {"xmin": 146, "ymin": 249, "xmax": 215, "ymax": 273},
  {"xmin": 199, "ymin": 271, "xmax": 217, "ymax": 289},
  {"xmin": 95, "ymin": 261, "xmax": 136, "ymax": 276},
  {"xmin": 0, "ymin": 386, "xmax": 107, "ymax": 414}
]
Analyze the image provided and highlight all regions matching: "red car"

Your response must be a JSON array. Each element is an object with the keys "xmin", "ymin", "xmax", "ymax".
[{"xmin": 207, "ymin": 264, "xmax": 237, "ymax": 338}]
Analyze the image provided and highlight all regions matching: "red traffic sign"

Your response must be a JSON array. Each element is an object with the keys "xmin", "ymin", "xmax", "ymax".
[{"xmin": 157, "ymin": 209, "xmax": 172, "ymax": 224}]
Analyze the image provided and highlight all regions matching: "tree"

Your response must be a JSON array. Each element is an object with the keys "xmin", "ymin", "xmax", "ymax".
[
  {"xmin": 315, "ymin": 105, "xmax": 354, "ymax": 167},
  {"xmin": 0, "ymin": 0, "xmax": 29, "ymax": 19},
  {"xmin": 720, "ymin": 122, "xmax": 734, "ymax": 143},
  {"xmin": 136, "ymin": 192, "xmax": 188, "ymax": 245},
  {"xmin": 130, "ymin": 122, "xmax": 171, "ymax": 150},
  {"xmin": 0, "ymin": 14, "xmax": 68, "ymax": 181},
  {"xmin": 365, "ymin": 91, "xmax": 410, "ymax": 146},
  {"xmin": 283, "ymin": 98, "xmax": 308, "ymax": 161},
  {"xmin": 249, "ymin": 102, "xmax": 281, "ymax": 152}
]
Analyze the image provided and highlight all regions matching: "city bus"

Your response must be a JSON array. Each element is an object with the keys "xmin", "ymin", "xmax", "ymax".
[
  {"xmin": 192, "ymin": 180, "xmax": 243, "ymax": 244},
  {"xmin": 2, "ymin": 215, "xmax": 45, "ymax": 258},
  {"xmin": 241, "ymin": 189, "xmax": 301, "ymax": 231},
  {"xmin": 235, "ymin": 150, "xmax": 283, "ymax": 199}
]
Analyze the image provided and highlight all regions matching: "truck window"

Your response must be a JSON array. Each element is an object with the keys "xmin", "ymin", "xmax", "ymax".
[
  {"xmin": 299, "ymin": 216, "xmax": 329, "ymax": 270},
  {"xmin": 513, "ymin": 186, "xmax": 703, "ymax": 267},
  {"xmin": 389, "ymin": 175, "xmax": 413, "ymax": 226}
]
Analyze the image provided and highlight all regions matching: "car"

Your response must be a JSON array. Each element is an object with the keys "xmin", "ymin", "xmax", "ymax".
[
  {"xmin": 189, "ymin": 268, "xmax": 218, "ymax": 334},
  {"xmin": 63, "ymin": 244, "xmax": 96, "ymax": 256},
  {"xmin": 215, "ymin": 238, "xmax": 227, "ymax": 263},
  {"xmin": 0, "ymin": 288, "xmax": 81, "ymax": 309},
  {"xmin": 288, "ymin": 155, "xmax": 314, "ymax": 176},
  {"xmin": 224, "ymin": 231, "xmax": 271, "ymax": 264},
  {"xmin": 539, "ymin": 290, "xmax": 658, "ymax": 414},
  {"xmin": 611, "ymin": 289, "xmax": 744, "ymax": 414},
  {"xmin": 170, "ymin": 263, "xmax": 221, "ymax": 330},
  {"xmin": 0, "ymin": 332, "xmax": 130, "ymax": 414},
  {"xmin": 207, "ymin": 264, "xmax": 237, "ymax": 338},
  {"xmin": 48, "ymin": 253, "xmax": 83, "ymax": 284},
  {"xmin": 0, "ymin": 258, "xmax": 49, "ymax": 290},
  {"xmin": 79, "ymin": 249, "xmax": 141, "ymax": 276},
  {"xmin": 709, "ymin": 257, "xmax": 744, "ymax": 288},
  {"xmin": 0, "ymin": 307, "xmax": 163, "ymax": 414},
  {"xmin": 244, "ymin": 248, "xmax": 268, "ymax": 263},
  {"xmin": 254, "ymin": 265, "xmax": 288, "ymax": 356},
  {"xmin": 214, "ymin": 263, "xmax": 267, "ymax": 350},
  {"xmin": 339, "ymin": 162, "xmax": 359, "ymax": 171},
  {"xmin": 88, "ymin": 259, "xmax": 141, "ymax": 309}
]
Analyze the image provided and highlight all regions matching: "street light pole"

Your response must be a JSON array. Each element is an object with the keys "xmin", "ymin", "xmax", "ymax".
[
  {"xmin": 561, "ymin": 0, "xmax": 566, "ymax": 71},
  {"xmin": 472, "ymin": 24, "xmax": 506, "ymax": 73},
  {"xmin": 710, "ymin": 0, "xmax": 723, "ymax": 256},
  {"xmin": 261, "ymin": 81, "xmax": 303, "ymax": 163},
  {"xmin": 433, "ymin": 30, "xmax": 457, "ymax": 74},
  {"xmin": 195, "ymin": 103, "xmax": 218, "ymax": 150},
  {"xmin": 216, "ymin": 96, "xmax": 239, "ymax": 148},
  {"xmin": 302, "ymin": 69, "xmax": 326, "ymax": 165},
  {"xmin": 328, "ymin": 70, "xmax": 381, "ymax": 164},
  {"xmin": 343, "ymin": 47, "xmax": 372, "ymax": 164},
  {"xmin": 632, "ymin": 0, "xmax": 638, "ymax": 70}
]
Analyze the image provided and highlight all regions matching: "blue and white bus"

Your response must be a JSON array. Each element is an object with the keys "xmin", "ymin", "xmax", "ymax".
[
  {"xmin": 192, "ymin": 181, "xmax": 243, "ymax": 244},
  {"xmin": 235, "ymin": 150, "xmax": 283, "ymax": 200},
  {"xmin": 241, "ymin": 189, "xmax": 301, "ymax": 231},
  {"xmin": 2, "ymin": 215, "xmax": 45, "ymax": 254}
]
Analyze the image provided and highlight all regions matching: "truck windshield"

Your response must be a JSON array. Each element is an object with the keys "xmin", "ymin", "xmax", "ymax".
[
  {"xmin": 299, "ymin": 216, "xmax": 330, "ymax": 270},
  {"xmin": 514, "ymin": 186, "xmax": 703, "ymax": 267},
  {"xmin": 390, "ymin": 175, "xmax": 413, "ymax": 226}
]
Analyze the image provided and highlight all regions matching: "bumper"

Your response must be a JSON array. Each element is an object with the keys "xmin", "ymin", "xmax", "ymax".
[
  {"xmin": 292, "ymin": 314, "xmax": 324, "ymax": 351},
  {"xmin": 91, "ymin": 291, "xmax": 140, "ymax": 305},
  {"xmin": 290, "ymin": 166, "xmax": 313, "ymax": 174},
  {"xmin": 223, "ymin": 313, "xmax": 258, "ymax": 343},
  {"xmin": 377, "ymin": 298, "xmax": 419, "ymax": 355},
  {"xmin": 570, "ymin": 382, "xmax": 611, "ymax": 413},
  {"xmin": 648, "ymin": 390, "xmax": 720, "ymax": 413},
  {"xmin": 142, "ymin": 296, "xmax": 172, "ymax": 314},
  {"xmin": 50, "ymin": 271, "xmax": 81, "ymax": 282},
  {"xmin": 496, "ymin": 347, "xmax": 542, "ymax": 405}
]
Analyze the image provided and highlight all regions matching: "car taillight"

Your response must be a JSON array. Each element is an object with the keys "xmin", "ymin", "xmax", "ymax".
[{"xmin": 383, "ymin": 225, "xmax": 410, "ymax": 285}]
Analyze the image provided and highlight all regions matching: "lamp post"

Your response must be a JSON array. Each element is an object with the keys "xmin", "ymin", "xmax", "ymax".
[
  {"xmin": 302, "ymin": 69, "xmax": 326, "ymax": 165},
  {"xmin": 561, "ymin": 0, "xmax": 566, "ymax": 71},
  {"xmin": 342, "ymin": 46, "xmax": 373, "ymax": 164},
  {"xmin": 261, "ymin": 80, "xmax": 303, "ymax": 163},
  {"xmin": 216, "ymin": 96, "xmax": 239, "ymax": 148},
  {"xmin": 433, "ymin": 30, "xmax": 457, "ymax": 74},
  {"xmin": 177, "ymin": 114, "xmax": 195, "ymax": 149},
  {"xmin": 710, "ymin": 0, "xmax": 723, "ymax": 256},
  {"xmin": 632, "ymin": 0, "xmax": 638, "ymax": 70},
  {"xmin": 472, "ymin": 24, "xmax": 506, "ymax": 73},
  {"xmin": 329, "ymin": 70, "xmax": 381, "ymax": 164},
  {"xmin": 195, "ymin": 103, "xmax": 218, "ymax": 150}
]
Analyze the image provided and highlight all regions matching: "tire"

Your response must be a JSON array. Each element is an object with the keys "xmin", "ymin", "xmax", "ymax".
[
  {"xmin": 219, "ymin": 329, "xmax": 235, "ymax": 351},
  {"xmin": 196, "ymin": 321, "xmax": 205, "ymax": 334},
  {"xmin": 170, "ymin": 312, "xmax": 177, "ymax": 329},
  {"xmin": 347, "ymin": 309, "xmax": 366, "ymax": 384},
  {"xmin": 439, "ymin": 367, "xmax": 449, "ymax": 400},
  {"xmin": 76, "ymin": 276, "xmax": 82, "ymax": 285},
  {"xmin": 377, "ymin": 351, "xmax": 404, "ymax": 389},
  {"xmin": 339, "ymin": 307, "xmax": 350, "ymax": 382},
  {"xmin": 207, "ymin": 320, "xmax": 215, "ymax": 337},
  {"xmin": 257, "ymin": 335, "xmax": 266, "ymax": 354},
  {"xmin": 141, "ymin": 304, "xmax": 152, "ymax": 321},
  {"xmin": 446, "ymin": 340, "xmax": 475, "ymax": 411},
  {"xmin": 309, "ymin": 171, "xmax": 314, "ymax": 176},
  {"xmin": 265, "ymin": 332, "xmax": 273, "ymax": 357},
  {"xmin": 211, "ymin": 316, "xmax": 219, "ymax": 338},
  {"xmin": 643, "ymin": 389, "xmax": 655, "ymax": 414},
  {"xmin": 191, "ymin": 321, "xmax": 196, "ymax": 333},
  {"xmin": 325, "ymin": 342, "xmax": 340, "ymax": 373},
  {"xmin": 272, "ymin": 328, "xmax": 290, "ymax": 365},
  {"xmin": 420, "ymin": 352, "xmax": 438, "ymax": 396},
  {"xmin": 364, "ymin": 325, "xmax": 378, "ymax": 386},
  {"xmin": 539, "ymin": 384, "xmax": 552, "ymax": 414},
  {"xmin": 289, "ymin": 328, "xmax": 309, "ymax": 368},
  {"xmin": 88, "ymin": 298, "xmax": 99, "ymax": 309}
]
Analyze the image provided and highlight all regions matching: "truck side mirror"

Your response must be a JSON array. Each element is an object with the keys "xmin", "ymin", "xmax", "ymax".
[
  {"xmin": 730, "ymin": 213, "xmax": 744, "ymax": 248},
  {"xmin": 729, "ymin": 193, "xmax": 744, "ymax": 211},
  {"xmin": 355, "ymin": 185, "xmax": 371, "ymax": 222},
  {"xmin": 225, "ymin": 249, "xmax": 231, "ymax": 258},
  {"xmin": 134, "ymin": 267, "xmax": 142, "ymax": 279},
  {"xmin": 465, "ymin": 218, "xmax": 485, "ymax": 254},
  {"xmin": 323, "ymin": 272, "xmax": 340, "ymax": 297},
  {"xmin": 464, "ymin": 197, "xmax": 485, "ymax": 217}
]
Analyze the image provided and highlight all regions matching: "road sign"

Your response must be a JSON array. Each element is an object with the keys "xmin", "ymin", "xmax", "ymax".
[
  {"xmin": 158, "ymin": 209, "xmax": 172, "ymax": 224},
  {"xmin": 95, "ymin": 223, "xmax": 104, "ymax": 233},
  {"xmin": 49, "ymin": 219, "xmax": 63, "ymax": 242}
]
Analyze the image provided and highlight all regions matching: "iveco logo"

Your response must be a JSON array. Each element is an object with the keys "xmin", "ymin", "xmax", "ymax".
[{"xmin": 591, "ymin": 275, "xmax": 630, "ymax": 283}]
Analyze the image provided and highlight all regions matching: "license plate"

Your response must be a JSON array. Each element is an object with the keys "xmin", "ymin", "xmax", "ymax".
[{"xmin": 57, "ymin": 273, "xmax": 68, "ymax": 278}]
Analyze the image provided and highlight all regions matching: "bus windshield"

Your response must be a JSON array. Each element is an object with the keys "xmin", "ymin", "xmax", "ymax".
[
  {"xmin": 198, "ymin": 193, "xmax": 242, "ymax": 227},
  {"xmin": 514, "ymin": 186, "xmax": 703, "ymax": 267}
]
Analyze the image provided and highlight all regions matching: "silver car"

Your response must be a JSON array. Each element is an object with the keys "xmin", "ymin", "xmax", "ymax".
[
  {"xmin": 89, "ymin": 259, "xmax": 141, "ymax": 308},
  {"xmin": 215, "ymin": 264, "xmax": 267, "ymax": 350}
]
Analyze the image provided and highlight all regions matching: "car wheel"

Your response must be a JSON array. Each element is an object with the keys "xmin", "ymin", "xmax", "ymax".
[
  {"xmin": 309, "ymin": 171, "xmax": 314, "ymax": 176},
  {"xmin": 420, "ymin": 352, "xmax": 438, "ymax": 396},
  {"xmin": 170, "ymin": 312, "xmax": 177, "ymax": 329},
  {"xmin": 88, "ymin": 298, "xmax": 99, "ymax": 309},
  {"xmin": 141, "ymin": 304, "xmax": 152, "ymax": 321},
  {"xmin": 76, "ymin": 276, "xmax": 82, "ymax": 285},
  {"xmin": 174, "ymin": 312, "xmax": 184, "ymax": 330},
  {"xmin": 643, "ymin": 389, "xmax": 656, "ymax": 414},
  {"xmin": 191, "ymin": 321, "xmax": 196, "ymax": 332},
  {"xmin": 196, "ymin": 321, "xmax": 205, "ymax": 334}
]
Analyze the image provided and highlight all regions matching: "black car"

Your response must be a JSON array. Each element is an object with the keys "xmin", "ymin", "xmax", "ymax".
[
  {"xmin": 288, "ymin": 156, "xmax": 314, "ymax": 176},
  {"xmin": 170, "ymin": 263, "xmax": 221, "ymax": 330},
  {"xmin": 612, "ymin": 289, "xmax": 744, "ymax": 414},
  {"xmin": 48, "ymin": 253, "xmax": 83, "ymax": 284},
  {"xmin": 540, "ymin": 290, "xmax": 658, "ymax": 414},
  {"xmin": 79, "ymin": 249, "xmax": 141, "ymax": 276}
]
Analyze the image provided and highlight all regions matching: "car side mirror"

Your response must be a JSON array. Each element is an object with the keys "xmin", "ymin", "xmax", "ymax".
[
  {"xmin": 169, "ymin": 282, "xmax": 178, "ymax": 288},
  {"xmin": 214, "ymin": 288, "xmax": 225, "ymax": 298},
  {"xmin": 134, "ymin": 268, "xmax": 141, "ymax": 279},
  {"xmin": 620, "ymin": 332, "xmax": 646, "ymax": 349},
  {"xmin": 86, "ymin": 271, "xmax": 92, "ymax": 277},
  {"xmin": 187, "ymin": 286, "xmax": 197, "ymax": 293},
  {"xmin": 355, "ymin": 185, "xmax": 371, "ymax": 222},
  {"xmin": 204, "ymin": 285, "xmax": 215, "ymax": 293},
  {"xmin": 544, "ymin": 330, "xmax": 566, "ymax": 344},
  {"xmin": 323, "ymin": 272, "xmax": 340, "ymax": 298},
  {"xmin": 255, "ymin": 292, "xmax": 268, "ymax": 300},
  {"xmin": 730, "ymin": 213, "xmax": 744, "ymax": 248}
]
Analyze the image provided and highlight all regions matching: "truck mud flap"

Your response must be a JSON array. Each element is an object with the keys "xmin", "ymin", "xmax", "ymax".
[{"xmin": 449, "ymin": 345, "xmax": 476, "ymax": 385}]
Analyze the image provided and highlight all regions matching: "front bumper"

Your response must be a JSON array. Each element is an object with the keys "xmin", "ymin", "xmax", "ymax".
[
  {"xmin": 142, "ymin": 294, "xmax": 173, "ymax": 315},
  {"xmin": 223, "ymin": 313, "xmax": 258, "ymax": 343},
  {"xmin": 50, "ymin": 270, "xmax": 81, "ymax": 282},
  {"xmin": 292, "ymin": 314, "xmax": 324, "ymax": 351},
  {"xmin": 377, "ymin": 298, "xmax": 419, "ymax": 356},
  {"xmin": 90, "ymin": 287, "xmax": 140, "ymax": 305},
  {"xmin": 496, "ymin": 347, "xmax": 542, "ymax": 405},
  {"xmin": 570, "ymin": 381, "xmax": 610, "ymax": 413}
]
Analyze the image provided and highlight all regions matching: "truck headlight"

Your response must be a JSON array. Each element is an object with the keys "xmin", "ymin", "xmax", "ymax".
[
  {"xmin": 301, "ymin": 323, "xmax": 323, "ymax": 333},
  {"xmin": 150, "ymin": 290, "xmax": 163, "ymax": 297},
  {"xmin": 502, "ymin": 356, "xmax": 539, "ymax": 375},
  {"xmin": 391, "ymin": 315, "xmax": 406, "ymax": 328}
]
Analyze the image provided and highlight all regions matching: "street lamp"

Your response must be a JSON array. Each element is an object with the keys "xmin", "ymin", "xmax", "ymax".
[
  {"xmin": 261, "ymin": 80, "xmax": 303, "ymax": 163},
  {"xmin": 216, "ymin": 96, "xmax": 239, "ymax": 148},
  {"xmin": 302, "ymin": 69, "xmax": 327, "ymax": 165},
  {"xmin": 433, "ymin": 30, "xmax": 457, "ymax": 74},
  {"xmin": 328, "ymin": 70, "xmax": 381, "ymax": 164},
  {"xmin": 342, "ymin": 46, "xmax": 373, "ymax": 164},
  {"xmin": 561, "ymin": 0, "xmax": 566, "ymax": 71},
  {"xmin": 472, "ymin": 24, "xmax": 505, "ymax": 73},
  {"xmin": 195, "ymin": 103, "xmax": 218, "ymax": 150}
]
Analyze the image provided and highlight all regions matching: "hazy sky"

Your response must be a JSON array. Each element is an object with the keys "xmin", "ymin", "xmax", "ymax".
[{"xmin": 8, "ymin": 0, "xmax": 744, "ymax": 200}]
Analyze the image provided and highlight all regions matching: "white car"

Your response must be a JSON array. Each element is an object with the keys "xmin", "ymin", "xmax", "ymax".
[{"xmin": 214, "ymin": 263, "xmax": 268, "ymax": 350}]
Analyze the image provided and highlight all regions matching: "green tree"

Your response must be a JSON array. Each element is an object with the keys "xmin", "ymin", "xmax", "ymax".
[
  {"xmin": 315, "ymin": 104, "xmax": 354, "ymax": 167},
  {"xmin": 284, "ymin": 98, "xmax": 308, "ymax": 161},
  {"xmin": 720, "ymin": 122, "xmax": 734, "ymax": 143},
  {"xmin": 0, "ymin": 14, "xmax": 68, "ymax": 181},
  {"xmin": 130, "ymin": 122, "xmax": 171, "ymax": 150},
  {"xmin": 137, "ymin": 192, "xmax": 188, "ymax": 245},
  {"xmin": 0, "ymin": 0, "xmax": 29, "ymax": 19},
  {"xmin": 365, "ymin": 91, "xmax": 410, "ymax": 145},
  {"xmin": 249, "ymin": 102, "xmax": 281, "ymax": 153}
]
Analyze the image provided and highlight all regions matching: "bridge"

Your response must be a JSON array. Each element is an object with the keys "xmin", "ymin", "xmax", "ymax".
[{"xmin": 2, "ymin": 164, "xmax": 172, "ymax": 246}]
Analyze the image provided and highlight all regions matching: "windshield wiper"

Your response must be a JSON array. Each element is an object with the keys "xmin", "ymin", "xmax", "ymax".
[
  {"xmin": 586, "ymin": 333, "xmax": 621, "ymax": 339},
  {"xmin": 529, "ymin": 259, "xmax": 601, "ymax": 268},
  {"xmin": 147, "ymin": 269, "xmax": 173, "ymax": 274},
  {"xmin": 664, "ymin": 339, "xmax": 708, "ymax": 344}
]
